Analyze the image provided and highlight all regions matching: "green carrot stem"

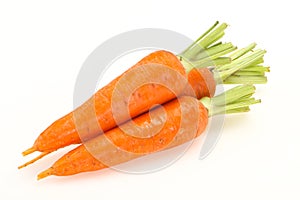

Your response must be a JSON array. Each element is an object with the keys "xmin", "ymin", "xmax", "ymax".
[
  {"xmin": 216, "ymin": 49, "xmax": 266, "ymax": 82},
  {"xmin": 211, "ymin": 57, "xmax": 232, "ymax": 66},
  {"xmin": 216, "ymin": 44, "xmax": 262, "ymax": 71},
  {"xmin": 193, "ymin": 42, "xmax": 235, "ymax": 60},
  {"xmin": 234, "ymin": 71, "xmax": 265, "ymax": 76},
  {"xmin": 199, "ymin": 85, "xmax": 260, "ymax": 116},
  {"xmin": 234, "ymin": 95, "xmax": 255, "ymax": 102},
  {"xmin": 194, "ymin": 57, "xmax": 231, "ymax": 68},
  {"xmin": 192, "ymin": 46, "xmax": 237, "ymax": 67},
  {"xmin": 180, "ymin": 44, "xmax": 236, "ymax": 72},
  {"xmin": 217, "ymin": 49, "xmax": 265, "ymax": 71},
  {"xmin": 212, "ymin": 85, "xmax": 256, "ymax": 105},
  {"xmin": 178, "ymin": 21, "xmax": 242, "ymax": 71},
  {"xmin": 229, "ymin": 43, "xmax": 256, "ymax": 61},
  {"xmin": 199, "ymin": 23, "xmax": 228, "ymax": 48},
  {"xmin": 250, "ymin": 58, "xmax": 264, "ymax": 66},
  {"xmin": 201, "ymin": 31, "xmax": 225, "ymax": 50},
  {"xmin": 225, "ymin": 98, "xmax": 261, "ymax": 110},
  {"xmin": 178, "ymin": 23, "xmax": 269, "ymax": 86},
  {"xmin": 181, "ymin": 21, "xmax": 220, "ymax": 57},
  {"xmin": 225, "ymin": 107, "xmax": 250, "ymax": 114},
  {"xmin": 241, "ymin": 65, "xmax": 270, "ymax": 72},
  {"xmin": 223, "ymin": 75, "xmax": 267, "ymax": 84},
  {"xmin": 179, "ymin": 22, "xmax": 229, "ymax": 60}
]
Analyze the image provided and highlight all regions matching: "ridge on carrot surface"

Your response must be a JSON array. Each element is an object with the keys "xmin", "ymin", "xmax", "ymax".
[{"xmin": 37, "ymin": 84, "xmax": 260, "ymax": 180}]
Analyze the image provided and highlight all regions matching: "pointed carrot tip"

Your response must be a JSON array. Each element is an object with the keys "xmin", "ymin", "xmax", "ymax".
[
  {"xmin": 18, "ymin": 163, "xmax": 27, "ymax": 170},
  {"xmin": 22, "ymin": 147, "xmax": 36, "ymax": 156},
  {"xmin": 18, "ymin": 152, "xmax": 51, "ymax": 169},
  {"xmin": 37, "ymin": 168, "xmax": 53, "ymax": 180}
]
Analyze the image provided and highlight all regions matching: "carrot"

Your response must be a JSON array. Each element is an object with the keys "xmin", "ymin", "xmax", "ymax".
[
  {"xmin": 23, "ymin": 50, "xmax": 186, "ymax": 153},
  {"xmin": 20, "ymin": 22, "xmax": 268, "ymax": 168},
  {"xmin": 37, "ymin": 85, "xmax": 260, "ymax": 179}
]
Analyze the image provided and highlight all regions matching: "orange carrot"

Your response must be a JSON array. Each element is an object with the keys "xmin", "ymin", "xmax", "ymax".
[
  {"xmin": 37, "ymin": 85, "xmax": 260, "ymax": 179},
  {"xmin": 37, "ymin": 96, "xmax": 207, "ymax": 178},
  {"xmin": 23, "ymin": 50, "xmax": 187, "ymax": 154}
]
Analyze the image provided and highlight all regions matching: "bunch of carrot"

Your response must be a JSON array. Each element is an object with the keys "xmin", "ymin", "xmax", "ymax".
[{"xmin": 19, "ymin": 22, "xmax": 269, "ymax": 180}]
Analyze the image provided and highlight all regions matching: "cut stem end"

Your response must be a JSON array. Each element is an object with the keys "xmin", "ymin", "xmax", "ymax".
[{"xmin": 200, "ymin": 85, "xmax": 261, "ymax": 116}]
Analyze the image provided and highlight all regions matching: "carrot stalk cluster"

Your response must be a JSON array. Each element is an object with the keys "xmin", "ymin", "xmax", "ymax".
[{"xmin": 19, "ymin": 21, "xmax": 270, "ymax": 180}]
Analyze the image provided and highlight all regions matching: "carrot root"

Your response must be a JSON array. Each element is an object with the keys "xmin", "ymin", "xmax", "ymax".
[
  {"xmin": 18, "ymin": 152, "xmax": 50, "ymax": 169},
  {"xmin": 22, "ymin": 147, "xmax": 37, "ymax": 156},
  {"xmin": 37, "ymin": 168, "xmax": 53, "ymax": 180},
  {"xmin": 34, "ymin": 85, "xmax": 261, "ymax": 178}
]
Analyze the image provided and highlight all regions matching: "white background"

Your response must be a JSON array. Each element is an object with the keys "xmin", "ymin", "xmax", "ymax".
[{"xmin": 1, "ymin": 0, "xmax": 299, "ymax": 199}]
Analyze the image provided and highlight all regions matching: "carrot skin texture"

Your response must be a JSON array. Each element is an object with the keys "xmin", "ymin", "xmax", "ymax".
[
  {"xmin": 185, "ymin": 68, "xmax": 216, "ymax": 98},
  {"xmin": 38, "ymin": 96, "xmax": 208, "ymax": 178}
]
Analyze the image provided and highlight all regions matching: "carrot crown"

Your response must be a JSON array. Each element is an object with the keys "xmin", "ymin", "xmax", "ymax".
[
  {"xmin": 178, "ymin": 21, "xmax": 236, "ymax": 71},
  {"xmin": 177, "ymin": 21, "xmax": 269, "ymax": 85},
  {"xmin": 214, "ymin": 44, "xmax": 268, "ymax": 84},
  {"xmin": 199, "ymin": 85, "xmax": 261, "ymax": 116}
]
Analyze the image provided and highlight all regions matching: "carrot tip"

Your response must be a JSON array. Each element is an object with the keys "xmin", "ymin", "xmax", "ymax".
[
  {"xmin": 37, "ymin": 168, "xmax": 53, "ymax": 180},
  {"xmin": 18, "ymin": 163, "xmax": 27, "ymax": 170},
  {"xmin": 22, "ymin": 147, "xmax": 36, "ymax": 156},
  {"xmin": 18, "ymin": 152, "xmax": 51, "ymax": 170}
]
